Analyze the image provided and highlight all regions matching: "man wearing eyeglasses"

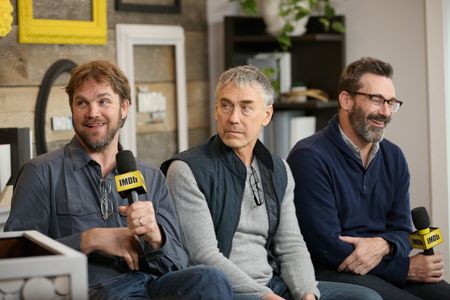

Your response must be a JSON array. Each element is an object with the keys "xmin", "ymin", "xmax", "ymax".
[
  {"xmin": 287, "ymin": 57, "xmax": 450, "ymax": 299},
  {"xmin": 161, "ymin": 65, "xmax": 382, "ymax": 300}
]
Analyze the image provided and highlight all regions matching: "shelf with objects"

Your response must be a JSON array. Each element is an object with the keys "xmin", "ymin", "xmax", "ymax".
[{"xmin": 224, "ymin": 15, "xmax": 345, "ymax": 158}]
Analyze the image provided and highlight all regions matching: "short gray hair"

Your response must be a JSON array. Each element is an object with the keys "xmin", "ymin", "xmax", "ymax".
[{"xmin": 215, "ymin": 65, "xmax": 275, "ymax": 106}]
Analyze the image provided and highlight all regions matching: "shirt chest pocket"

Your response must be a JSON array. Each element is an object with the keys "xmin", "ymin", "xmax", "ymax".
[
  {"xmin": 56, "ymin": 181, "xmax": 101, "ymax": 219},
  {"xmin": 55, "ymin": 190, "xmax": 104, "ymax": 236}
]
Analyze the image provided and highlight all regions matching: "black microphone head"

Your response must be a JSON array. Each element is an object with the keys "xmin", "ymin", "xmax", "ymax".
[
  {"xmin": 411, "ymin": 206, "xmax": 430, "ymax": 230},
  {"xmin": 116, "ymin": 150, "xmax": 137, "ymax": 174}
]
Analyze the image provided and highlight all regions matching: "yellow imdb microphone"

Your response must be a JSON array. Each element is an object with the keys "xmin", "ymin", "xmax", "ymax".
[
  {"xmin": 409, "ymin": 206, "xmax": 443, "ymax": 255},
  {"xmin": 115, "ymin": 150, "xmax": 147, "ymax": 205}
]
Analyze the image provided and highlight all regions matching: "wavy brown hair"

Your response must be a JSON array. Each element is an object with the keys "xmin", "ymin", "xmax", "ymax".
[{"xmin": 65, "ymin": 60, "xmax": 131, "ymax": 107}]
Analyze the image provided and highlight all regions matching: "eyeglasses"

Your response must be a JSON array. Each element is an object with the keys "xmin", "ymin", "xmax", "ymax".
[
  {"xmin": 347, "ymin": 91, "xmax": 403, "ymax": 113},
  {"xmin": 249, "ymin": 166, "xmax": 264, "ymax": 206},
  {"xmin": 99, "ymin": 179, "xmax": 113, "ymax": 220}
]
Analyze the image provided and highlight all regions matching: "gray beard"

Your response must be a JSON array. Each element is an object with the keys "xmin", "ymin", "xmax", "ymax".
[{"xmin": 349, "ymin": 106, "xmax": 390, "ymax": 143}]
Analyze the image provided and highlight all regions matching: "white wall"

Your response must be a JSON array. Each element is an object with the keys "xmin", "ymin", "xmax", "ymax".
[
  {"xmin": 207, "ymin": 0, "xmax": 449, "ymax": 278},
  {"xmin": 425, "ymin": 0, "xmax": 450, "ymax": 280},
  {"xmin": 337, "ymin": 0, "xmax": 450, "ymax": 280},
  {"xmin": 336, "ymin": 0, "xmax": 430, "ymax": 210}
]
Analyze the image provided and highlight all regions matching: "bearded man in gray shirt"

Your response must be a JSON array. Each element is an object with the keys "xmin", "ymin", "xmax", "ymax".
[
  {"xmin": 5, "ymin": 60, "xmax": 232, "ymax": 300},
  {"xmin": 161, "ymin": 65, "xmax": 382, "ymax": 300}
]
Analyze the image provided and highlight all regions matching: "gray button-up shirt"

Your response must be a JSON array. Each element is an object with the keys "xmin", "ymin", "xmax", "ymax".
[{"xmin": 5, "ymin": 137, "xmax": 188, "ymax": 287}]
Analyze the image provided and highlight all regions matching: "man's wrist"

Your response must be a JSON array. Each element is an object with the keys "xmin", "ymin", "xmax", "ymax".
[
  {"xmin": 80, "ymin": 228, "xmax": 97, "ymax": 254},
  {"xmin": 378, "ymin": 237, "xmax": 392, "ymax": 255},
  {"xmin": 145, "ymin": 224, "xmax": 165, "ymax": 249},
  {"xmin": 377, "ymin": 237, "xmax": 394, "ymax": 256},
  {"xmin": 407, "ymin": 256, "xmax": 416, "ymax": 281}
]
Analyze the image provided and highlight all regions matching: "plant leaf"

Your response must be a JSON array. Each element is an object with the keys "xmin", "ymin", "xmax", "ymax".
[
  {"xmin": 332, "ymin": 21, "xmax": 345, "ymax": 33},
  {"xmin": 324, "ymin": 2, "xmax": 335, "ymax": 19},
  {"xmin": 295, "ymin": 7, "xmax": 310, "ymax": 20},
  {"xmin": 309, "ymin": 0, "xmax": 319, "ymax": 9},
  {"xmin": 236, "ymin": 0, "xmax": 258, "ymax": 16},
  {"xmin": 277, "ymin": 33, "xmax": 292, "ymax": 51},
  {"xmin": 283, "ymin": 22, "xmax": 295, "ymax": 34},
  {"xmin": 319, "ymin": 17, "xmax": 330, "ymax": 32}
]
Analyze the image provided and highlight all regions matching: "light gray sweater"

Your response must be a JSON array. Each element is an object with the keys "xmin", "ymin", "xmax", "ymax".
[{"xmin": 166, "ymin": 159, "xmax": 319, "ymax": 299}]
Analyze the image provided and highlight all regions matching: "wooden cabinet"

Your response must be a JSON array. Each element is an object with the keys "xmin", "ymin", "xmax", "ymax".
[{"xmin": 224, "ymin": 16, "xmax": 345, "ymax": 157}]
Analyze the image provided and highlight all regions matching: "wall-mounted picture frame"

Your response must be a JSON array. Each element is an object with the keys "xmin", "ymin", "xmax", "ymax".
[
  {"xmin": 115, "ymin": 0, "xmax": 181, "ymax": 14},
  {"xmin": 18, "ymin": 0, "xmax": 107, "ymax": 45},
  {"xmin": 116, "ymin": 24, "xmax": 188, "ymax": 155}
]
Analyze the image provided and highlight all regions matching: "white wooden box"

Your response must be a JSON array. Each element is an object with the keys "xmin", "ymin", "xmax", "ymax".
[{"xmin": 0, "ymin": 230, "xmax": 88, "ymax": 299}]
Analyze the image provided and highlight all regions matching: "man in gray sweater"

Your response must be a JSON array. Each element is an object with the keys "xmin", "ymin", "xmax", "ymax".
[{"xmin": 161, "ymin": 65, "xmax": 382, "ymax": 300}]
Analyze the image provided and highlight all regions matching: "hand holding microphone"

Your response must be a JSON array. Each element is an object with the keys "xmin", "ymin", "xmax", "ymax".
[
  {"xmin": 407, "ymin": 206, "xmax": 445, "ymax": 282},
  {"xmin": 409, "ymin": 207, "xmax": 443, "ymax": 255},
  {"xmin": 115, "ymin": 150, "xmax": 147, "ymax": 205},
  {"xmin": 115, "ymin": 150, "xmax": 163, "ymax": 250}
]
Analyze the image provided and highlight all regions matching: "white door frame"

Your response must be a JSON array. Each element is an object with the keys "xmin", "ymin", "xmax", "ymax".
[{"xmin": 116, "ymin": 24, "xmax": 189, "ymax": 155}]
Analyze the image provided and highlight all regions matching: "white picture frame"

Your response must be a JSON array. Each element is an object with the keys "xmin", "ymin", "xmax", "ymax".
[{"xmin": 116, "ymin": 24, "xmax": 188, "ymax": 155}]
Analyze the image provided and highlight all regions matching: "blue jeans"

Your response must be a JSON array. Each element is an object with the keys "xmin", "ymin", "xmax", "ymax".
[
  {"xmin": 89, "ymin": 265, "xmax": 233, "ymax": 299},
  {"xmin": 318, "ymin": 281, "xmax": 382, "ymax": 300},
  {"xmin": 233, "ymin": 275, "xmax": 382, "ymax": 300},
  {"xmin": 317, "ymin": 268, "xmax": 450, "ymax": 300}
]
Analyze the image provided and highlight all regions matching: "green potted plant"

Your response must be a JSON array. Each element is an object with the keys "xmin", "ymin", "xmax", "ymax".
[{"xmin": 232, "ymin": 0, "xmax": 345, "ymax": 50}]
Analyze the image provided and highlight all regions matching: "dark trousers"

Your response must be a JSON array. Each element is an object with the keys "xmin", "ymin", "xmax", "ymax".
[
  {"xmin": 317, "ymin": 269, "xmax": 450, "ymax": 300},
  {"xmin": 89, "ymin": 265, "xmax": 232, "ymax": 300}
]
